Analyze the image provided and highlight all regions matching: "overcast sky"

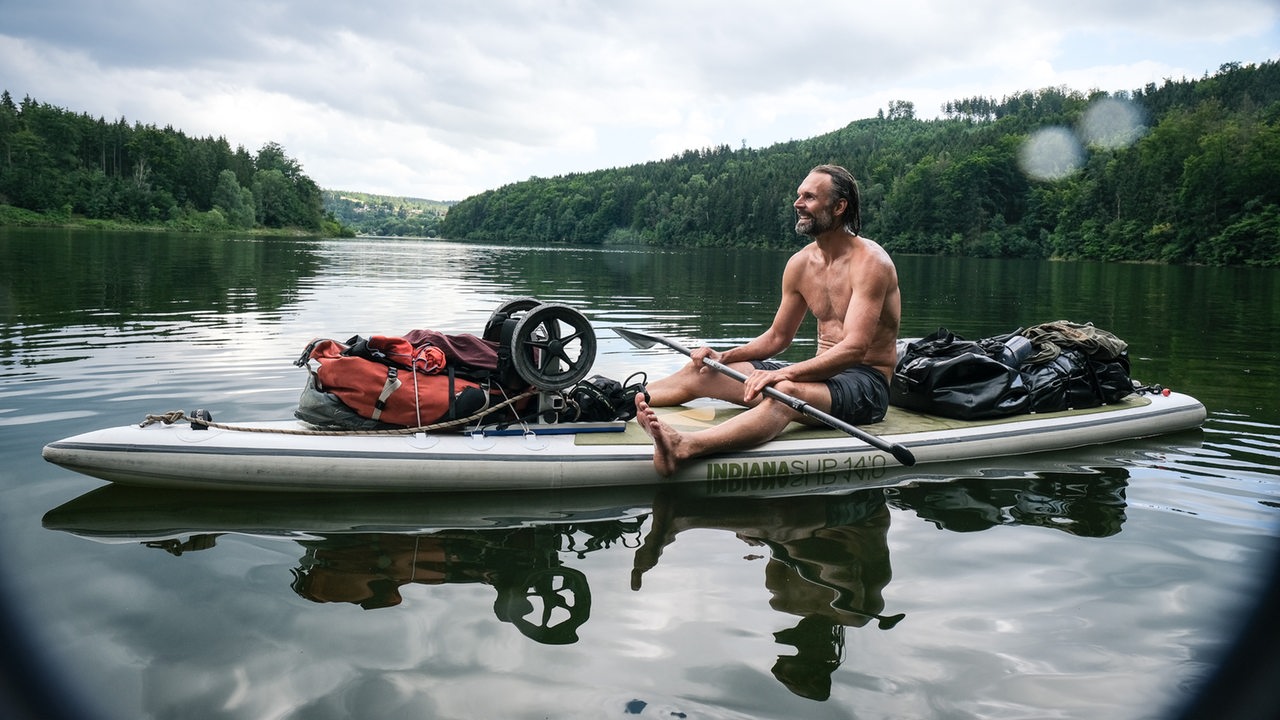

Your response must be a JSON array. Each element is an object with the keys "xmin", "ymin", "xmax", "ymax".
[{"xmin": 2, "ymin": 0, "xmax": 1277, "ymax": 201}]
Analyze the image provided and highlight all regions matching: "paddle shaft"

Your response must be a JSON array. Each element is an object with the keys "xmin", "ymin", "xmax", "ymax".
[{"xmin": 631, "ymin": 330, "xmax": 916, "ymax": 466}]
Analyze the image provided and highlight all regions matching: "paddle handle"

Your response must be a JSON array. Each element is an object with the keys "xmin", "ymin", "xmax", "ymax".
[{"xmin": 701, "ymin": 357, "xmax": 917, "ymax": 467}]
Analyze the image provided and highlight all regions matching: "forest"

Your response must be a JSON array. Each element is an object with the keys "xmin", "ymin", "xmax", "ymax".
[
  {"xmin": 0, "ymin": 91, "xmax": 344, "ymax": 235},
  {"xmin": 439, "ymin": 61, "xmax": 1280, "ymax": 266}
]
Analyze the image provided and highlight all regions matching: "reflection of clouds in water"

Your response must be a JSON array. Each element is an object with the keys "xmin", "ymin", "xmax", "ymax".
[
  {"xmin": 294, "ymin": 241, "xmax": 665, "ymax": 334},
  {"xmin": 284, "ymin": 672, "xmax": 445, "ymax": 719},
  {"xmin": 59, "ymin": 531, "xmax": 742, "ymax": 719},
  {"xmin": 284, "ymin": 572, "xmax": 764, "ymax": 719},
  {"xmin": 36, "ymin": 536, "xmax": 468, "ymax": 717},
  {"xmin": 296, "ymin": 241, "xmax": 490, "ymax": 332},
  {"xmin": 1019, "ymin": 97, "xmax": 1146, "ymax": 181}
]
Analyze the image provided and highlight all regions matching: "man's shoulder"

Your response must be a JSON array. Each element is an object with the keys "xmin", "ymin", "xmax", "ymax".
[
  {"xmin": 853, "ymin": 233, "xmax": 884, "ymax": 252},
  {"xmin": 788, "ymin": 241, "xmax": 817, "ymax": 258},
  {"xmin": 854, "ymin": 235, "xmax": 895, "ymax": 268},
  {"xmin": 783, "ymin": 242, "xmax": 819, "ymax": 274}
]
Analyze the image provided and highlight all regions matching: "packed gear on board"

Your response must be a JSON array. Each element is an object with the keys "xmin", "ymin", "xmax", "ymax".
[
  {"xmin": 890, "ymin": 321, "xmax": 1135, "ymax": 420},
  {"xmin": 293, "ymin": 298, "xmax": 646, "ymax": 431}
]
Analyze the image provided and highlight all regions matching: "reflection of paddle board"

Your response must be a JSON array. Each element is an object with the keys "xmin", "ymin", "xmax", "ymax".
[
  {"xmin": 42, "ymin": 483, "xmax": 660, "ymax": 542},
  {"xmin": 41, "ymin": 391, "xmax": 1204, "ymax": 493}
]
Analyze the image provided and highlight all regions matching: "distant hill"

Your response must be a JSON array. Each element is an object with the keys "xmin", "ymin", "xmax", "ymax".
[{"xmin": 322, "ymin": 190, "xmax": 453, "ymax": 237}]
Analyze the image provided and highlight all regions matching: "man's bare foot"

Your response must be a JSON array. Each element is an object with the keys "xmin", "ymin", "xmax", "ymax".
[{"xmin": 634, "ymin": 395, "xmax": 685, "ymax": 477}]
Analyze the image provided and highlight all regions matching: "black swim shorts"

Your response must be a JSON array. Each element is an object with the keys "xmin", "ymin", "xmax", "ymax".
[{"xmin": 749, "ymin": 360, "xmax": 889, "ymax": 424}]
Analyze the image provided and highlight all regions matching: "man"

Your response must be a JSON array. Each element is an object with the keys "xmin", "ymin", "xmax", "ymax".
[{"xmin": 635, "ymin": 164, "xmax": 901, "ymax": 477}]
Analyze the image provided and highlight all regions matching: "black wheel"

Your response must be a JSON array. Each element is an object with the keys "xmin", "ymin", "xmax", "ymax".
[
  {"xmin": 510, "ymin": 303, "xmax": 596, "ymax": 390},
  {"xmin": 497, "ymin": 567, "xmax": 591, "ymax": 645},
  {"xmin": 482, "ymin": 297, "xmax": 542, "ymax": 342}
]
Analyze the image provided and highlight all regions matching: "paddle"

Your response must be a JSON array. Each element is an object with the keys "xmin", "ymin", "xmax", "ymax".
[
  {"xmin": 612, "ymin": 327, "xmax": 917, "ymax": 467},
  {"xmin": 849, "ymin": 608, "xmax": 907, "ymax": 630}
]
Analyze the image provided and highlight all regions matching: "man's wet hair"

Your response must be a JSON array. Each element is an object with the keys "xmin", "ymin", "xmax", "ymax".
[{"xmin": 810, "ymin": 164, "xmax": 861, "ymax": 234}]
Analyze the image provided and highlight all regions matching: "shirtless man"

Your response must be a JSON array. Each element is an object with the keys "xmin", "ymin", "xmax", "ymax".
[{"xmin": 635, "ymin": 165, "xmax": 901, "ymax": 477}]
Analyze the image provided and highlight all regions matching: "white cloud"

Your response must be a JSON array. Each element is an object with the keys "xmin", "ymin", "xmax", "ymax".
[{"xmin": 1, "ymin": 0, "xmax": 1276, "ymax": 199}]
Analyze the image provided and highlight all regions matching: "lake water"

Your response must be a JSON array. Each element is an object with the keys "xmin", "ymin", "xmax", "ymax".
[{"xmin": 1, "ymin": 228, "xmax": 1278, "ymax": 720}]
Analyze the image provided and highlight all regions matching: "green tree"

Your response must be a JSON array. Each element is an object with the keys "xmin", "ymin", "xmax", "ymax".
[
  {"xmin": 252, "ymin": 169, "xmax": 295, "ymax": 228},
  {"xmin": 212, "ymin": 169, "xmax": 255, "ymax": 229}
]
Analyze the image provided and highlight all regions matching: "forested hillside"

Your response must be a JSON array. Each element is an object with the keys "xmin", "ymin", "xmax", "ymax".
[
  {"xmin": 440, "ymin": 61, "xmax": 1280, "ymax": 266},
  {"xmin": 3, "ymin": 61, "xmax": 1277, "ymax": 263},
  {"xmin": 322, "ymin": 190, "xmax": 449, "ymax": 237},
  {"xmin": 0, "ymin": 92, "xmax": 342, "ymax": 234}
]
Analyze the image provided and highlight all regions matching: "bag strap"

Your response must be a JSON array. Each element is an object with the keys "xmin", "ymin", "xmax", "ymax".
[{"xmin": 370, "ymin": 366, "xmax": 402, "ymax": 422}]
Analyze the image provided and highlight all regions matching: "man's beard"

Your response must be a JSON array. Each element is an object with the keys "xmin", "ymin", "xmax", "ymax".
[{"xmin": 794, "ymin": 204, "xmax": 840, "ymax": 238}]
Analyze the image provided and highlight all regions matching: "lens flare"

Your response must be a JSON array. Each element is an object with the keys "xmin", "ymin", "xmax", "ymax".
[
  {"xmin": 1081, "ymin": 97, "xmax": 1145, "ymax": 150},
  {"xmin": 1018, "ymin": 127, "xmax": 1083, "ymax": 181}
]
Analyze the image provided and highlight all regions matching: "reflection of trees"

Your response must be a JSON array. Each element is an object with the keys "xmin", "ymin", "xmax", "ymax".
[
  {"xmin": 0, "ymin": 229, "xmax": 322, "ymax": 326},
  {"xmin": 888, "ymin": 466, "xmax": 1129, "ymax": 537}
]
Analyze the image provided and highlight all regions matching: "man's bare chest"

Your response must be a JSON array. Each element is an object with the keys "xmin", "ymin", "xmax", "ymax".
[{"xmin": 801, "ymin": 266, "xmax": 852, "ymax": 321}]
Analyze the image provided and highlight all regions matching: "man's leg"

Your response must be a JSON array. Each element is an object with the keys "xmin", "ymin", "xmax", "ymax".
[
  {"xmin": 636, "ymin": 395, "xmax": 798, "ymax": 476},
  {"xmin": 636, "ymin": 379, "xmax": 832, "ymax": 477},
  {"xmin": 643, "ymin": 359, "xmax": 761, "ymax": 407}
]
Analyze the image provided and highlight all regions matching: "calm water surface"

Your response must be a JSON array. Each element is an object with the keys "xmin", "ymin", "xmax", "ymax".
[{"xmin": 1, "ymin": 229, "xmax": 1278, "ymax": 720}]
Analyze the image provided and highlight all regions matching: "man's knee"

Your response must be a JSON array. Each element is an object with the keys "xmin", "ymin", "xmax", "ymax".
[
  {"xmin": 772, "ymin": 380, "xmax": 829, "ymax": 407},
  {"xmin": 771, "ymin": 379, "xmax": 799, "ymax": 398}
]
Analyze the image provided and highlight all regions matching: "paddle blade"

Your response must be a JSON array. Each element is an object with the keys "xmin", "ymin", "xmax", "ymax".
[
  {"xmin": 612, "ymin": 327, "xmax": 691, "ymax": 356},
  {"xmin": 877, "ymin": 613, "xmax": 906, "ymax": 630},
  {"xmin": 611, "ymin": 326, "xmax": 660, "ymax": 349}
]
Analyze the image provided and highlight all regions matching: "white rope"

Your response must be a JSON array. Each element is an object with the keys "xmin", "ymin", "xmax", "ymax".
[{"xmin": 139, "ymin": 388, "xmax": 538, "ymax": 436}]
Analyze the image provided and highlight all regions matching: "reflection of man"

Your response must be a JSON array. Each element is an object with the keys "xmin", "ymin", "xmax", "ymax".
[
  {"xmin": 633, "ymin": 489, "xmax": 894, "ymax": 700},
  {"xmin": 771, "ymin": 615, "xmax": 845, "ymax": 701}
]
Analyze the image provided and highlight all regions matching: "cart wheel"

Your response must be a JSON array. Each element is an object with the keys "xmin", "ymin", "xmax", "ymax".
[
  {"xmin": 482, "ymin": 297, "xmax": 543, "ymax": 342},
  {"xmin": 509, "ymin": 303, "xmax": 596, "ymax": 390},
  {"xmin": 498, "ymin": 567, "xmax": 591, "ymax": 645}
]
